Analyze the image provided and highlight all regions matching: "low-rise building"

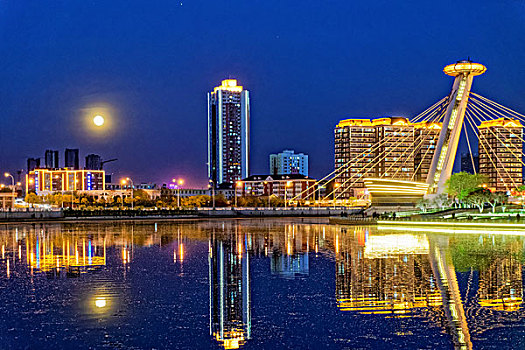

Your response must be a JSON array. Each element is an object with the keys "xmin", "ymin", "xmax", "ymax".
[
  {"xmin": 237, "ymin": 174, "xmax": 316, "ymax": 200},
  {"xmin": 0, "ymin": 192, "xmax": 16, "ymax": 209},
  {"xmin": 26, "ymin": 168, "xmax": 105, "ymax": 195}
]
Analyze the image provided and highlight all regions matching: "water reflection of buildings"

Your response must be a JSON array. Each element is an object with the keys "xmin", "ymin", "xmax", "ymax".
[
  {"xmin": 477, "ymin": 242, "xmax": 523, "ymax": 312},
  {"xmin": 270, "ymin": 225, "xmax": 309, "ymax": 279},
  {"xmin": 335, "ymin": 228, "xmax": 442, "ymax": 315},
  {"xmin": 209, "ymin": 231, "xmax": 251, "ymax": 349},
  {"xmin": 0, "ymin": 224, "xmax": 146, "ymax": 278},
  {"xmin": 0, "ymin": 226, "xmax": 107, "ymax": 278},
  {"xmin": 1, "ymin": 221, "xmax": 525, "ymax": 349}
]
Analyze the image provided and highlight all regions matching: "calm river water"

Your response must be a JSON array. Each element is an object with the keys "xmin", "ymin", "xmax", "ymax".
[{"xmin": 0, "ymin": 218, "xmax": 524, "ymax": 349}]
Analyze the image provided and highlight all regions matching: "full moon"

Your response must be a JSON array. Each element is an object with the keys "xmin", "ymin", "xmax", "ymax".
[{"xmin": 93, "ymin": 115, "xmax": 105, "ymax": 127}]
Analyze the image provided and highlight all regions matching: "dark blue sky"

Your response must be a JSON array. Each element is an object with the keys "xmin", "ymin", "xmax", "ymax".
[{"xmin": 1, "ymin": 0, "xmax": 524, "ymax": 186}]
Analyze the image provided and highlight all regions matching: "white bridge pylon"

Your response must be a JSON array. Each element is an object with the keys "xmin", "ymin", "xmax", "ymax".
[{"xmin": 426, "ymin": 61, "xmax": 486, "ymax": 194}]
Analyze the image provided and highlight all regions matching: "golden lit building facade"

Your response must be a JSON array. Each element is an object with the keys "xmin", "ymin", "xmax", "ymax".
[
  {"xmin": 26, "ymin": 168, "xmax": 105, "ymax": 195},
  {"xmin": 334, "ymin": 117, "xmax": 441, "ymax": 198},
  {"xmin": 378, "ymin": 118, "xmax": 416, "ymax": 180},
  {"xmin": 413, "ymin": 121, "xmax": 441, "ymax": 182},
  {"xmin": 334, "ymin": 119, "xmax": 377, "ymax": 197},
  {"xmin": 478, "ymin": 118, "xmax": 523, "ymax": 192}
]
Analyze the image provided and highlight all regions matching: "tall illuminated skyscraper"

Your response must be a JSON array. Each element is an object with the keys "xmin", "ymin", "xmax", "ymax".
[{"xmin": 208, "ymin": 79, "xmax": 250, "ymax": 187}]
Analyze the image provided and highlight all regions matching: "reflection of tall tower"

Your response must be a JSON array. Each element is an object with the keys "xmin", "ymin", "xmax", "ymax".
[
  {"xmin": 478, "ymin": 256, "xmax": 523, "ymax": 311},
  {"xmin": 427, "ymin": 60, "xmax": 486, "ymax": 194},
  {"xmin": 209, "ymin": 235, "xmax": 251, "ymax": 349}
]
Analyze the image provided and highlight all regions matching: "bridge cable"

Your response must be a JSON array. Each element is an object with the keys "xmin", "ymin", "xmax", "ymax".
[
  {"xmin": 471, "ymin": 93, "xmax": 525, "ymax": 122},
  {"xmin": 329, "ymin": 130, "xmax": 420, "ymax": 201},
  {"xmin": 289, "ymin": 132, "xmax": 401, "ymax": 202},
  {"xmin": 463, "ymin": 123, "xmax": 477, "ymax": 175},
  {"xmin": 465, "ymin": 111, "xmax": 515, "ymax": 191},
  {"xmin": 467, "ymin": 108, "xmax": 525, "ymax": 170}
]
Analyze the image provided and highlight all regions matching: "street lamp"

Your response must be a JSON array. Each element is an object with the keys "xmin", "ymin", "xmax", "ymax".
[
  {"xmin": 264, "ymin": 181, "xmax": 271, "ymax": 208},
  {"xmin": 71, "ymin": 179, "xmax": 80, "ymax": 209},
  {"xmin": 4, "ymin": 173, "xmax": 15, "ymax": 201},
  {"xmin": 120, "ymin": 179, "xmax": 126, "ymax": 208},
  {"xmin": 284, "ymin": 181, "xmax": 292, "ymax": 209},
  {"xmin": 209, "ymin": 179, "xmax": 215, "ymax": 209},
  {"xmin": 122, "ymin": 177, "xmax": 134, "ymax": 210},
  {"xmin": 235, "ymin": 181, "xmax": 242, "ymax": 207},
  {"xmin": 172, "ymin": 178, "xmax": 184, "ymax": 209},
  {"xmin": 333, "ymin": 182, "xmax": 341, "ymax": 209}
]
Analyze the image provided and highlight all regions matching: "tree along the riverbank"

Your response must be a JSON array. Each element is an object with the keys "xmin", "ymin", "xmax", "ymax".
[
  {"xmin": 416, "ymin": 193, "xmax": 452, "ymax": 213},
  {"xmin": 463, "ymin": 188, "xmax": 509, "ymax": 213},
  {"xmin": 445, "ymin": 172, "xmax": 489, "ymax": 207},
  {"xmin": 22, "ymin": 191, "xmax": 293, "ymax": 209}
]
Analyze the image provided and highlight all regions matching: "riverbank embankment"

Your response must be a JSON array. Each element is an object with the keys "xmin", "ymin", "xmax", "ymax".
[{"xmin": 0, "ymin": 207, "xmax": 363, "ymax": 224}]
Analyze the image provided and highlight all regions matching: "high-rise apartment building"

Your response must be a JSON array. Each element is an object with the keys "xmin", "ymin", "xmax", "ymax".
[
  {"xmin": 269, "ymin": 150, "xmax": 308, "ymax": 176},
  {"xmin": 334, "ymin": 117, "xmax": 441, "ymax": 198},
  {"xmin": 27, "ymin": 158, "xmax": 40, "ymax": 172},
  {"xmin": 478, "ymin": 118, "xmax": 523, "ymax": 192},
  {"xmin": 208, "ymin": 79, "xmax": 250, "ymax": 187},
  {"xmin": 377, "ymin": 118, "xmax": 416, "ymax": 180},
  {"xmin": 460, "ymin": 153, "xmax": 479, "ymax": 174},
  {"xmin": 85, "ymin": 154, "xmax": 102, "ymax": 170},
  {"xmin": 413, "ymin": 121, "xmax": 441, "ymax": 181},
  {"xmin": 44, "ymin": 150, "xmax": 59, "ymax": 169},
  {"xmin": 65, "ymin": 148, "xmax": 79, "ymax": 169}
]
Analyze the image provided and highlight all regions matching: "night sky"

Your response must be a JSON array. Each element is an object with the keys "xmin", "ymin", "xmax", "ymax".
[{"xmin": 1, "ymin": 0, "xmax": 524, "ymax": 187}]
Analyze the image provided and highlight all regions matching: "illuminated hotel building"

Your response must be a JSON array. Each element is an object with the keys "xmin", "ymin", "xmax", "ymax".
[
  {"xmin": 334, "ymin": 117, "xmax": 441, "ymax": 197},
  {"xmin": 208, "ymin": 79, "xmax": 250, "ymax": 188},
  {"xmin": 209, "ymin": 235, "xmax": 251, "ymax": 349},
  {"xmin": 26, "ymin": 168, "xmax": 105, "ymax": 195},
  {"xmin": 478, "ymin": 118, "xmax": 523, "ymax": 192}
]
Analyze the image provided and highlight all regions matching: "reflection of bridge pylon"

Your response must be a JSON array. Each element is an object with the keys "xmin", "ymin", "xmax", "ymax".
[{"xmin": 428, "ymin": 237, "xmax": 472, "ymax": 349}]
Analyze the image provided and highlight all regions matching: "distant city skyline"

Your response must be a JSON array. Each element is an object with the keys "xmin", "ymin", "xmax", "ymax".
[{"xmin": 1, "ymin": 1, "xmax": 525, "ymax": 187}]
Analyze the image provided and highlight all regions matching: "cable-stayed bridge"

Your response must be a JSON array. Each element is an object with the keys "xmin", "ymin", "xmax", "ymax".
[{"xmin": 290, "ymin": 60, "xmax": 525, "ymax": 206}]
